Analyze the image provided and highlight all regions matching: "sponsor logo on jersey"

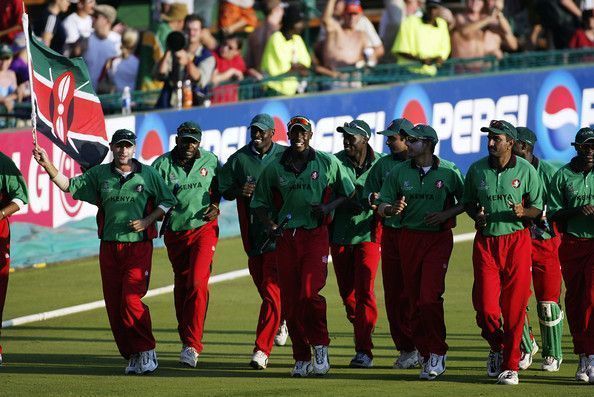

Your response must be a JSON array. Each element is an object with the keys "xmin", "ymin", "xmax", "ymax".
[
  {"xmin": 479, "ymin": 179, "xmax": 489, "ymax": 190},
  {"xmin": 403, "ymin": 180, "xmax": 413, "ymax": 191},
  {"xmin": 435, "ymin": 180, "xmax": 444, "ymax": 189}
]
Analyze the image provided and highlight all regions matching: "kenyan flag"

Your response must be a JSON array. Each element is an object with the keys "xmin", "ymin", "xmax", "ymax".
[{"xmin": 23, "ymin": 12, "xmax": 108, "ymax": 169}]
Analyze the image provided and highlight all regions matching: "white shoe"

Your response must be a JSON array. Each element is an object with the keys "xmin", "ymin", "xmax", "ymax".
[
  {"xmin": 576, "ymin": 354, "xmax": 589, "ymax": 382},
  {"xmin": 137, "ymin": 349, "xmax": 158, "ymax": 374},
  {"xmin": 420, "ymin": 353, "xmax": 446, "ymax": 380},
  {"xmin": 587, "ymin": 355, "xmax": 594, "ymax": 383},
  {"xmin": 350, "ymin": 352, "xmax": 373, "ymax": 368},
  {"xmin": 179, "ymin": 346, "xmax": 199, "ymax": 368},
  {"xmin": 497, "ymin": 370, "xmax": 519, "ymax": 385},
  {"xmin": 291, "ymin": 360, "xmax": 313, "ymax": 377},
  {"xmin": 312, "ymin": 345, "xmax": 330, "ymax": 376},
  {"xmin": 0, "ymin": 353, "xmax": 3, "ymax": 366},
  {"xmin": 274, "ymin": 320, "xmax": 289, "ymax": 346},
  {"xmin": 519, "ymin": 340, "xmax": 538, "ymax": 370},
  {"xmin": 394, "ymin": 350, "xmax": 420, "ymax": 369},
  {"xmin": 250, "ymin": 350, "xmax": 268, "ymax": 370},
  {"xmin": 487, "ymin": 350, "xmax": 503, "ymax": 377},
  {"xmin": 541, "ymin": 356, "xmax": 562, "ymax": 372},
  {"xmin": 124, "ymin": 353, "xmax": 139, "ymax": 375}
]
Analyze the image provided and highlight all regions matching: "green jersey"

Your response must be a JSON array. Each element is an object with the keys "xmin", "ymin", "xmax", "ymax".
[
  {"xmin": 462, "ymin": 155, "xmax": 543, "ymax": 237},
  {"xmin": 251, "ymin": 148, "xmax": 356, "ymax": 230},
  {"xmin": 69, "ymin": 160, "xmax": 176, "ymax": 242},
  {"xmin": 219, "ymin": 143, "xmax": 286, "ymax": 256},
  {"xmin": 548, "ymin": 158, "xmax": 594, "ymax": 238},
  {"xmin": 0, "ymin": 151, "xmax": 28, "ymax": 208},
  {"xmin": 152, "ymin": 147, "xmax": 220, "ymax": 232},
  {"xmin": 529, "ymin": 157, "xmax": 559, "ymax": 240},
  {"xmin": 363, "ymin": 152, "xmax": 408, "ymax": 229},
  {"xmin": 377, "ymin": 156, "xmax": 464, "ymax": 232},
  {"xmin": 331, "ymin": 147, "xmax": 383, "ymax": 244}
]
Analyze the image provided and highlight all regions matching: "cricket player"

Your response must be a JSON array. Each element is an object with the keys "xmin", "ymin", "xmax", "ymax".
[
  {"xmin": 33, "ymin": 130, "xmax": 176, "ymax": 374},
  {"xmin": 463, "ymin": 120, "xmax": 543, "ymax": 385},
  {"xmin": 377, "ymin": 124, "xmax": 465, "ymax": 380},
  {"xmin": 330, "ymin": 119, "xmax": 383, "ymax": 368},
  {"xmin": 219, "ymin": 114, "xmax": 287, "ymax": 370},
  {"xmin": 152, "ymin": 121, "xmax": 221, "ymax": 368},
  {"xmin": 512, "ymin": 127, "xmax": 563, "ymax": 372},
  {"xmin": 0, "ymin": 151, "xmax": 28, "ymax": 366},
  {"xmin": 251, "ymin": 115, "xmax": 355, "ymax": 377},
  {"xmin": 363, "ymin": 118, "xmax": 418, "ymax": 369},
  {"xmin": 548, "ymin": 127, "xmax": 594, "ymax": 384}
]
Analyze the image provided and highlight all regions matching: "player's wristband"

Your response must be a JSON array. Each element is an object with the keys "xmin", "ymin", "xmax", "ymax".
[
  {"xmin": 51, "ymin": 172, "xmax": 70, "ymax": 191},
  {"xmin": 377, "ymin": 203, "xmax": 391, "ymax": 217}
]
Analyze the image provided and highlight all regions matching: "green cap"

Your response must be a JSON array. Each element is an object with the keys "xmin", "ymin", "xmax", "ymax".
[
  {"xmin": 0, "ymin": 44, "xmax": 12, "ymax": 59},
  {"xmin": 287, "ymin": 115, "xmax": 312, "ymax": 132},
  {"xmin": 480, "ymin": 120, "xmax": 518, "ymax": 140},
  {"xmin": 403, "ymin": 124, "xmax": 438, "ymax": 143},
  {"xmin": 111, "ymin": 129, "xmax": 136, "ymax": 145},
  {"xmin": 250, "ymin": 113, "xmax": 275, "ymax": 131},
  {"xmin": 378, "ymin": 118, "xmax": 414, "ymax": 136},
  {"xmin": 336, "ymin": 119, "xmax": 371, "ymax": 138},
  {"xmin": 516, "ymin": 127, "xmax": 537, "ymax": 147},
  {"xmin": 177, "ymin": 121, "xmax": 202, "ymax": 141},
  {"xmin": 573, "ymin": 127, "xmax": 594, "ymax": 144}
]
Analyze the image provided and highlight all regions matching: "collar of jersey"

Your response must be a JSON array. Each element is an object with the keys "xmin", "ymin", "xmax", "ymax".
[
  {"xmin": 487, "ymin": 153, "xmax": 517, "ymax": 170},
  {"xmin": 280, "ymin": 147, "xmax": 316, "ymax": 174},
  {"xmin": 410, "ymin": 155, "xmax": 440, "ymax": 170},
  {"xmin": 569, "ymin": 156, "xmax": 594, "ymax": 175}
]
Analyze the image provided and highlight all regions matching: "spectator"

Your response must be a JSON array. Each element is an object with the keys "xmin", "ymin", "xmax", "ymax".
[
  {"xmin": 219, "ymin": 0, "xmax": 258, "ymax": 35},
  {"xmin": 33, "ymin": 0, "xmax": 71, "ymax": 54},
  {"xmin": 0, "ymin": 0, "xmax": 23, "ymax": 45},
  {"xmin": 536, "ymin": 0, "xmax": 582, "ymax": 48},
  {"xmin": 135, "ymin": 30, "xmax": 165, "ymax": 91},
  {"xmin": 9, "ymin": 33, "xmax": 27, "ymax": 87},
  {"xmin": 155, "ymin": 2, "xmax": 188, "ymax": 51},
  {"xmin": 155, "ymin": 14, "xmax": 215, "ymax": 108},
  {"xmin": 451, "ymin": 0, "xmax": 518, "ymax": 67},
  {"xmin": 569, "ymin": 8, "xmax": 594, "ymax": 47},
  {"xmin": 63, "ymin": 0, "xmax": 95, "ymax": 56},
  {"xmin": 246, "ymin": 0, "xmax": 284, "ymax": 73},
  {"xmin": 82, "ymin": 4, "xmax": 121, "ymax": 90},
  {"xmin": 260, "ymin": 3, "xmax": 311, "ymax": 96},
  {"xmin": 211, "ymin": 35, "xmax": 248, "ymax": 104},
  {"xmin": 379, "ymin": 0, "xmax": 406, "ymax": 61},
  {"xmin": 101, "ymin": 29, "xmax": 140, "ymax": 93},
  {"xmin": 0, "ymin": 44, "xmax": 17, "ymax": 127},
  {"xmin": 392, "ymin": 0, "xmax": 451, "ymax": 76},
  {"xmin": 194, "ymin": 0, "xmax": 217, "ymax": 28}
]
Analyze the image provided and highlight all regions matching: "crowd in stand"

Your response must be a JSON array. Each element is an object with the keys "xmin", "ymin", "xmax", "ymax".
[{"xmin": 0, "ymin": 0, "xmax": 594, "ymax": 115}]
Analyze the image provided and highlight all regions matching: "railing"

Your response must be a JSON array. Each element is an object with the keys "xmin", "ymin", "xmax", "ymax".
[{"xmin": 2, "ymin": 48, "xmax": 594, "ymax": 127}]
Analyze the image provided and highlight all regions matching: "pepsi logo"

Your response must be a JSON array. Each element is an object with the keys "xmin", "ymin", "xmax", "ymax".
[
  {"xmin": 394, "ymin": 85, "xmax": 432, "ymax": 126},
  {"xmin": 535, "ymin": 71, "xmax": 581, "ymax": 162},
  {"xmin": 136, "ymin": 114, "xmax": 169, "ymax": 164},
  {"xmin": 58, "ymin": 151, "xmax": 83, "ymax": 217},
  {"xmin": 258, "ymin": 101, "xmax": 290, "ymax": 145}
]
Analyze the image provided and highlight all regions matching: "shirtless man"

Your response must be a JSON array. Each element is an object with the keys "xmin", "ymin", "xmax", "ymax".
[
  {"xmin": 321, "ymin": 0, "xmax": 368, "ymax": 70},
  {"xmin": 451, "ymin": 0, "xmax": 517, "ymax": 65}
]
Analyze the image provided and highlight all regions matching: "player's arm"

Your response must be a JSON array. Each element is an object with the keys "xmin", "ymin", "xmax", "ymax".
[
  {"xmin": 32, "ymin": 145, "xmax": 70, "ymax": 192},
  {"xmin": 425, "ymin": 165, "xmax": 465, "ymax": 226},
  {"xmin": 203, "ymin": 161, "xmax": 222, "ymax": 222},
  {"xmin": 376, "ymin": 170, "xmax": 406, "ymax": 217},
  {"xmin": 130, "ymin": 170, "xmax": 177, "ymax": 232},
  {"xmin": 250, "ymin": 165, "xmax": 277, "ymax": 234},
  {"xmin": 0, "ymin": 160, "xmax": 28, "ymax": 220},
  {"xmin": 313, "ymin": 158, "xmax": 355, "ymax": 218},
  {"xmin": 510, "ymin": 167, "xmax": 543, "ymax": 220}
]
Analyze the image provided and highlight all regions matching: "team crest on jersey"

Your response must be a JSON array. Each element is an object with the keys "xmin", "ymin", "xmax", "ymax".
[
  {"xmin": 403, "ymin": 180, "xmax": 413, "ymax": 191},
  {"xmin": 101, "ymin": 181, "xmax": 111, "ymax": 192},
  {"xmin": 479, "ymin": 179, "xmax": 489, "ymax": 190},
  {"xmin": 511, "ymin": 179, "xmax": 521, "ymax": 188},
  {"xmin": 169, "ymin": 173, "xmax": 179, "ymax": 185},
  {"xmin": 200, "ymin": 167, "xmax": 208, "ymax": 176},
  {"xmin": 435, "ymin": 180, "xmax": 444, "ymax": 189},
  {"xmin": 311, "ymin": 171, "xmax": 319, "ymax": 180},
  {"xmin": 135, "ymin": 184, "xmax": 144, "ymax": 193}
]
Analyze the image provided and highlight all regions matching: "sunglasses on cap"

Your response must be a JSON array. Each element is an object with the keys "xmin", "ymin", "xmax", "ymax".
[
  {"xmin": 405, "ymin": 136, "xmax": 428, "ymax": 144},
  {"xmin": 178, "ymin": 127, "xmax": 200, "ymax": 134},
  {"xmin": 489, "ymin": 120, "xmax": 505, "ymax": 129},
  {"xmin": 287, "ymin": 116, "xmax": 311, "ymax": 129}
]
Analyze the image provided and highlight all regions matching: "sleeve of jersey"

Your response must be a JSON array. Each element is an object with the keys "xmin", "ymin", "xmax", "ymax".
[
  {"xmin": 260, "ymin": 33, "xmax": 279, "ymax": 75},
  {"xmin": 4, "ymin": 163, "xmax": 29, "ymax": 205},
  {"xmin": 69, "ymin": 168, "xmax": 100, "ymax": 204},
  {"xmin": 546, "ymin": 169, "xmax": 565, "ymax": 218},
  {"xmin": 218, "ymin": 155, "xmax": 236, "ymax": 198},
  {"xmin": 151, "ymin": 170, "xmax": 177, "ymax": 212},
  {"xmin": 296, "ymin": 36, "xmax": 312, "ymax": 68},
  {"xmin": 250, "ymin": 164, "xmax": 274, "ymax": 209},
  {"xmin": 525, "ymin": 166, "xmax": 544, "ymax": 211},
  {"xmin": 376, "ymin": 171, "xmax": 397, "ymax": 205},
  {"xmin": 452, "ymin": 166, "xmax": 465, "ymax": 202},
  {"xmin": 392, "ymin": 17, "xmax": 414, "ymax": 56},
  {"xmin": 332, "ymin": 158, "xmax": 355, "ymax": 197},
  {"xmin": 461, "ymin": 166, "xmax": 477, "ymax": 206}
]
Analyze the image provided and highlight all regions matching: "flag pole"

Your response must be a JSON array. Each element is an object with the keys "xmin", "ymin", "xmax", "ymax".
[{"xmin": 22, "ymin": 3, "xmax": 38, "ymax": 147}]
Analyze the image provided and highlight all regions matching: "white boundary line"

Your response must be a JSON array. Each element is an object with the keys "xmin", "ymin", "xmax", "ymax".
[{"xmin": 2, "ymin": 234, "xmax": 476, "ymax": 329}]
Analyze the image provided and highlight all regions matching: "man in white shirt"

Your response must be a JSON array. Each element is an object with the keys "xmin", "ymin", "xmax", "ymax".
[{"xmin": 63, "ymin": 0, "xmax": 95, "ymax": 54}]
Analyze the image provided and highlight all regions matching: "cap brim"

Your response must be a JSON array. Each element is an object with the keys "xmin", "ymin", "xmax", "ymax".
[
  {"xmin": 112, "ymin": 139, "xmax": 135, "ymax": 145},
  {"xmin": 377, "ymin": 129, "xmax": 398, "ymax": 136},
  {"xmin": 289, "ymin": 123, "xmax": 310, "ymax": 132},
  {"xmin": 179, "ymin": 134, "xmax": 201, "ymax": 141},
  {"xmin": 573, "ymin": 137, "xmax": 594, "ymax": 144},
  {"xmin": 250, "ymin": 122, "xmax": 272, "ymax": 131}
]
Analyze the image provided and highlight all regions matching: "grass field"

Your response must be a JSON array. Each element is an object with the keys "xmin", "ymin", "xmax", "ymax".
[{"xmin": 1, "ymin": 218, "xmax": 592, "ymax": 396}]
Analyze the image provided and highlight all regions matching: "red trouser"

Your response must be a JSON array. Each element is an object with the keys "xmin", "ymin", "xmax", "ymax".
[
  {"xmin": 276, "ymin": 226, "xmax": 330, "ymax": 361},
  {"xmin": 248, "ymin": 251, "xmax": 281, "ymax": 356},
  {"xmin": 381, "ymin": 227, "xmax": 415, "ymax": 352},
  {"xmin": 330, "ymin": 241, "xmax": 380, "ymax": 357},
  {"xmin": 399, "ymin": 229, "xmax": 452, "ymax": 357},
  {"xmin": 558, "ymin": 236, "xmax": 594, "ymax": 355},
  {"xmin": 531, "ymin": 236, "xmax": 562, "ymax": 302},
  {"xmin": 0, "ymin": 219, "xmax": 10, "ymax": 355},
  {"xmin": 472, "ymin": 228, "xmax": 532, "ymax": 371},
  {"xmin": 99, "ymin": 240, "xmax": 156, "ymax": 359},
  {"xmin": 164, "ymin": 220, "xmax": 219, "ymax": 353}
]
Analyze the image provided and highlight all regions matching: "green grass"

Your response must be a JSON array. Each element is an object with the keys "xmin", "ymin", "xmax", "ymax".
[{"xmin": 1, "ymin": 219, "xmax": 591, "ymax": 396}]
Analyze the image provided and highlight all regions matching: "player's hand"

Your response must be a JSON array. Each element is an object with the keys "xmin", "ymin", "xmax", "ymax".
[
  {"xmin": 368, "ymin": 192, "xmax": 379, "ymax": 210},
  {"xmin": 475, "ymin": 206, "xmax": 487, "ymax": 229},
  {"xmin": 202, "ymin": 204, "xmax": 220, "ymax": 221},
  {"xmin": 391, "ymin": 195, "xmax": 407, "ymax": 215},
  {"xmin": 240, "ymin": 181, "xmax": 256, "ymax": 197},
  {"xmin": 580, "ymin": 204, "xmax": 594, "ymax": 217},
  {"xmin": 311, "ymin": 203, "xmax": 330, "ymax": 219},
  {"xmin": 129, "ymin": 218, "xmax": 150, "ymax": 232},
  {"xmin": 425, "ymin": 211, "xmax": 448, "ymax": 226},
  {"xmin": 508, "ymin": 200, "xmax": 525, "ymax": 218},
  {"xmin": 32, "ymin": 145, "xmax": 51, "ymax": 168}
]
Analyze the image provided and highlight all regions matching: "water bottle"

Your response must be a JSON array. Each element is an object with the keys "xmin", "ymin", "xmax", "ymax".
[
  {"xmin": 182, "ymin": 79, "xmax": 193, "ymax": 108},
  {"xmin": 176, "ymin": 80, "xmax": 183, "ymax": 110},
  {"xmin": 121, "ymin": 86, "xmax": 131, "ymax": 115}
]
